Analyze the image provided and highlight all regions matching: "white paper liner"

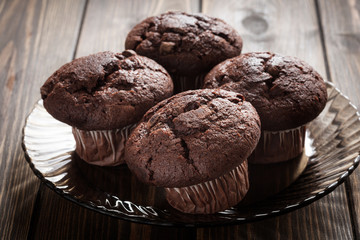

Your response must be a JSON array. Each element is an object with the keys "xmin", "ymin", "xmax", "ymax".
[
  {"xmin": 249, "ymin": 125, "xmax": 306, "ymax": 164},
  {"xmin": 72, "ymin": 124, "xmax": 136, "ymax": 166},
  {"xmin": 173, "ymin": 73, "xmax": 205, "ymax": 93},
  {"xmin": 165, "ymin": 160, "xmax": 249, "ymax": 214}
]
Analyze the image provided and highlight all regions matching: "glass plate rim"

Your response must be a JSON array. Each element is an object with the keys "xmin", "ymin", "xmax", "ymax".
[{"xmin": 21, "ymin": 81, "xmax": 360, "ymax": 227}]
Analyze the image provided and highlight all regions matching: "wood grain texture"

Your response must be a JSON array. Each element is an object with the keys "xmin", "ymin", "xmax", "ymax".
[
  {"xmin": 2, "ymin": 0, "xmax": 359, "ymax": 239},
  {"xmin": 29, "ymin": 0, "xmax": 200, "ymax": 239},
  {"xmin": 75, "ymin": 0, "xmax": 199, "ymax": 57},
  {"xmin": 202, "ymin": 0, "xmax": 326, "ymax": 76},
  {"xmin": 0, "ymin": 0, "xmax": 85, "ymax": 239},
  {"xmin": 318, "ymin": 0, "xmax": 360, "ymax": 238},
  {"xmin": 201, "ymin": 0, "xmax": 354, "ymax": 239},
  {"xmin": 29, "ymin": 187, "xmax": 196, "ymax": 240},
  {"xmin": 28, "ymin": 186, "xmax": 131, "ymax": 240},
  {"xmin": 198, "ymin": 188, "xmax": 351, "ymax": 240}
]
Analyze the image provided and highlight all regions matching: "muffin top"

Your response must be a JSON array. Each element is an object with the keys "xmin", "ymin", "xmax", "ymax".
[
  {"xmin": 203, "ymin": 52, "xmax": 328, "ymax": 131},
  {"xmin": 41, "ymin": 50, "xmax": 173, "ymax": 130},
  {"xmin": 125, "ymin": 11, "xmax": 243, "ymax": 76},
  {"xmin": 125, "ymin": 89, "xmax": 261, "ymax": 188}
]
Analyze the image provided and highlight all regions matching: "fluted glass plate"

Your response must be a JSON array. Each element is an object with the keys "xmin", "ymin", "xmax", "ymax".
[{"xmin": 22, "ymin": 82, "xmax": 360, "ymax": 227}]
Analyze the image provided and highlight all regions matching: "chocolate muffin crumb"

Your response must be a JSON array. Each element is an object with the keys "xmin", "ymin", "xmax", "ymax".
[
  {"xmin": 203, "ymin": 52, "xmax": 327, "ymax": 131},
  {"xmin": 125, "ymin": 12, "xmax": 243, "ymax": 76},
  {"xmin": 41, "ymin": 51, "xmax": 173, "ymax": 130},
  {"xmin": 125, "ymin": 89, "xmax": 261, "ymax": 188}
]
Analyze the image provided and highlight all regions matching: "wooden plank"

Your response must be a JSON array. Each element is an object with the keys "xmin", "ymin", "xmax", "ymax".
[
  {"xmin": 30, "ymin": 0, "xmax": 200, "ymax": 239},
  {"xmin": 76, "ymin": 0, "xmax": 200, "ymax": 57},
  {"xmin": 0, "ymin": 0, "xmax": 86, "ymax": 239},
  {"xmin": 318, "ymin": 0, "xmax": 360, "ymax": 238},
  {"xmin": 202, "ymin": 0, "xmax": 326, "ymax": 75},
  {"xmin": 28, "ymin": 187, "xmax": 195, "ymax": 240},
  {"xmin": 198, "ymin": 189, "xmax": 351, "ymax": 240},
  {"xmin": 200, "ymin": 0, "xmax": 354, "ymax": 239},
  {"xmin": 28, "ymin": 187, "xmax": 132, "ymax": 239}
]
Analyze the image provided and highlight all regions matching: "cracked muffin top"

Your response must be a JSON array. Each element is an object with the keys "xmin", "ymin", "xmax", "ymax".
[
  {"xmin": 125, "ymin": 11, "xmax": 243, "ymax": 76},
  {"xmin": 41, "ymin": 50, "xmax": 173, "ymax": 130},
  {"xmin": 203, "ymin": 52, "xmax": 328, "ymax": 131},
  {"xmin": 124, "ymin": 89, "xmax": 261, "ymax": 188}
]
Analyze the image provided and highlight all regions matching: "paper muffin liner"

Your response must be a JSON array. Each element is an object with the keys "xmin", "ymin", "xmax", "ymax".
[
  {"xmin": 72, "ymin": 124, "xmax": 136, "ymax": 166},
  {"xmin": 249, "ymin": 125, "xmax": 306, "ymax": 164},
  {"xmin": 172, "ymin": 73, "xmax": 206, "ymax": 93},
  {"xmin": 165, "ymin": 160, "xmax": 249, "ymax": 214}
]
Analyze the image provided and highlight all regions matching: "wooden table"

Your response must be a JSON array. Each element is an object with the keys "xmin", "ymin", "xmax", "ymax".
[{"xmin": 1, "ymin": 0, "xmax": 360, "ymax": 239}]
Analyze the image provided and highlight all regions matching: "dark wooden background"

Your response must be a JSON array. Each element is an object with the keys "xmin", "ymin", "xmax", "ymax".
[{"xmin": 1, "ymin": 0, "xmax": 360, "ymax": 239}]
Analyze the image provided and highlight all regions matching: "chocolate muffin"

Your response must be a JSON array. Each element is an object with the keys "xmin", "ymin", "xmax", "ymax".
[
  {"xmin": 125, "ymin": 89, "xmax": 261, "ymax": 214},
  {"xmin": 41, "ymin": 50, "xmax": 173, "ymax": 166},
  {"xmin": 203, "ymin": 52, "xmax": 327, "ymax": 163},
  {"xmin": 125, "ymin": 11, "xmax": 243, "ymax": 93}
]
